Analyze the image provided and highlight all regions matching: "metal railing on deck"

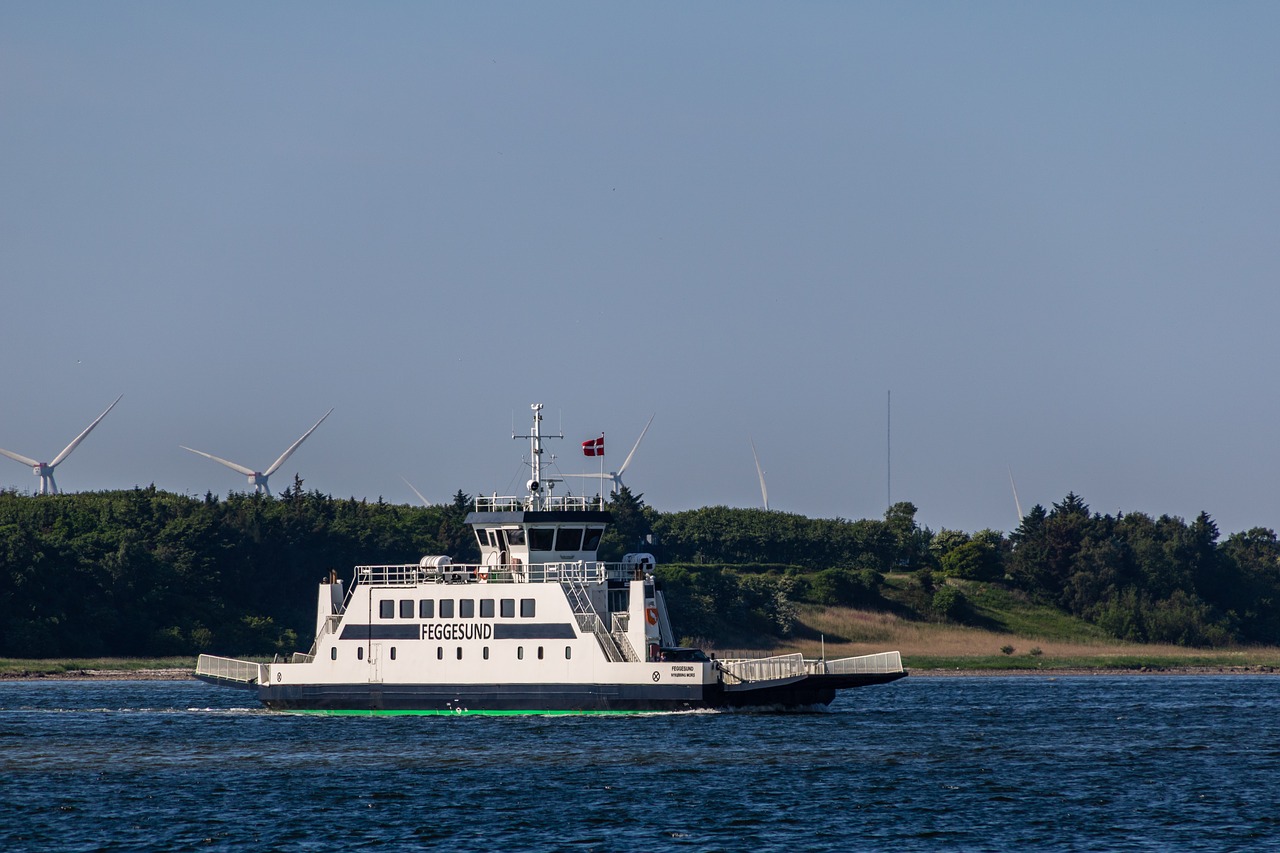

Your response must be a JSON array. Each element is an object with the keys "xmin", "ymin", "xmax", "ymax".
[
  {"xmin": 719, "ymin": 653, "xmax": 806, "ymax": 683},
  {"xmin": 355, "ymin": 561, "xmax": 645, "ymax": 586},
  {"xmin": 196, "ymin": 654, "xmax": 262, "ymax": 685},
  {"xmin": 474, "ymin": 494, "xmax": 605, "ymax": 512},
  {"xmin": 814, "ymin": 651, "xmax": 904, "ymax": 675}
]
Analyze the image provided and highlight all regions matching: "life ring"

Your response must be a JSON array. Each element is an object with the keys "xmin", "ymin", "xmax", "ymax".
[{"xmin": 645, "ymin": 606, "xmax": 658, "ymax": 626}]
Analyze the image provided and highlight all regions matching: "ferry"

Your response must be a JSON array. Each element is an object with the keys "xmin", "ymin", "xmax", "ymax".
[{"xmin": 196, "ymin": 404, "xmax": 907, "ymax": 714}]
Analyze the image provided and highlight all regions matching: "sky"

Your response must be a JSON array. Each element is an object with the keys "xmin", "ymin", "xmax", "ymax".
[{"xmin": 3, "ymin": 3, "xmax": 1279, "ymax": 537}]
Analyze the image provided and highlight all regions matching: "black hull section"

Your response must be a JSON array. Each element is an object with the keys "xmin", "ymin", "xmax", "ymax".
[
  {"xmin": 709, "ymin": 671, "xmax": 909, "ymax": 709},
  {"xmin": 259, "ymin": 681, "xmax": 707, "ymax": 713},
  {"xmin": 255, "ymin": 671, "xmax": 907, "ymax": 713}
]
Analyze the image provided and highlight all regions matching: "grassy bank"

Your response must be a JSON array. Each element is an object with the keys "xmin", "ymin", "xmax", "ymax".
[
  {"xmin": 0, "ymin": 657, "xmax": 197, "ymax": 677},
  {"xmin": 706, "ymin": 597, "xmax": 1280, "ymax": 673}
]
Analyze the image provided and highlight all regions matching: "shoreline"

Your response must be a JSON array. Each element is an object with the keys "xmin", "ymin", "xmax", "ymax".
[{"xmin": 3, "ymin": 665, "xmax": 1279, "ymax": 682}]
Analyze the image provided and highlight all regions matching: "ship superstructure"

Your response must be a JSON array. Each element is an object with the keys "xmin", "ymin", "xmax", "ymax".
[{"xmin": 196, "ymin": 404, "xmax": 906, "ymax": 713}]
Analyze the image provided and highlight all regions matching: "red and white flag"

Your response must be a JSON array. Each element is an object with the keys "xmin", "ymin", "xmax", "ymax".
[{"xmin": 582, "ymin": 435, "xmax": 604, "ymax": 457}]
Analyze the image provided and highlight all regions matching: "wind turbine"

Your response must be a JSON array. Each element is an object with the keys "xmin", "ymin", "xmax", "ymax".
[
  {"xmin": 181, "ymin": 409, "xmax": 333, "ymax": 495},
  {"xmin": 563, "ymin": 413, "xmax": 654, "ymax": 495},
  {"xmin": 401, "ymin": 476, "xmax": 432, "ymax": 506},
  {"xmin": 0, "ymin": 395, "xmax": 123, "ymax": 495},
  {"xmin": 750, "ymin": 436, "xmax": 769, "ymax": 511}
]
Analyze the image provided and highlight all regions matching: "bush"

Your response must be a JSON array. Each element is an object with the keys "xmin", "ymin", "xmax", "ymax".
[
  {"xmin": 930, "ymin": 585, "xmax": 968, "ymax": 620},
  {"xmin": 809, "ymin": 567, "xmax": 882, "ymax": 607}
]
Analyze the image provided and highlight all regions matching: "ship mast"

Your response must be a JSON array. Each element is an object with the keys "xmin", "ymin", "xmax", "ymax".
[{"xmin": 513, "ymin": 403, "xmax": 562, "ymax": 509}]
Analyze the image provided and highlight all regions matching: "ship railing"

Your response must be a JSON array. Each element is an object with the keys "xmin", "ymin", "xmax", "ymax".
[
  {"xmin": 810, "ymin": 651, "xmax": 904, "ymax": 675},
  {"xmin": 718, "ymin": 653, "xmax": 806, "ymax": 684},
  {"xmin": 195, "ymin": 654, "xmax": 262, "ymax": 685},
  {"xmin": 354, "ymin": 561, "xmax": 648, "ymax": 586},
  {"xmin": 474, "ymin": 494, "xmax": 604, "ymax": 512}
]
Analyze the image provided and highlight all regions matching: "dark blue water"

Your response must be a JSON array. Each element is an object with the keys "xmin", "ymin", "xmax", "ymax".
[{"xmin": 1, "ymin": 676, "xmax": 1278, "ymax": 851}]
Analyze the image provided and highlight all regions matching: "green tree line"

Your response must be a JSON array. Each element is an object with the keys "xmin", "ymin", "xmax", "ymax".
[{"xmin": 2, "ymin": 484, "xmax": 1278, "ymax": 656}]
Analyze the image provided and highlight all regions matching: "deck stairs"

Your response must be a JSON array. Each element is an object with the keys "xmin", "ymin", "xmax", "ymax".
[{"xmin": 564, "ymin": 581, "xmax": 638, "ymax": 663}]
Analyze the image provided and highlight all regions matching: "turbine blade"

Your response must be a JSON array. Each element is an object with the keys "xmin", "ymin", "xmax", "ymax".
[
  {"xmin": 264, "ymin": 408, "xmax": 333, "ymax": 476},
  {"xmin": 1008, "ymin": 466, "xmax": 1024, "ymax": 523},
  {"xmin": 49, "ymin": 394, "xmax": 122, "ymax": 468},
  {"xmin": 181, "ymin": 446, "xmax": 258, "ymax": 477},
  {"xmin": 0, "ymin": 447, "xmax": 41, "ymax": 468},
  {"xmin": 617, "ymin": 413, "xmax": 655, "ymax": 477},
  {"xmin": 750, "ymin": 436, "xmax": 768, "ymax": 511},
  {"xmin": 401, "ymin": 476, "xmax": 432, "ymax": 507}
]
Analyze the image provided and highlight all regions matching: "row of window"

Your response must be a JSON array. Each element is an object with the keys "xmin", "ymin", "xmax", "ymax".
[
  {"xmin": 477, "ymin": 527, "xmax": 605, "ymax": 553},
  {"xmin": 339, "ymin": 645, "xmax": 572, "ymax": 661},
  {"xmin": 380, "ymin": 598, "xmax": 536, "ymax": 620}
]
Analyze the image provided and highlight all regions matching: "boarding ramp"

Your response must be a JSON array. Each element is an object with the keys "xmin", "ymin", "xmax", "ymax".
[
  {"xmin": 812, "ymin": 650, "xmax": 904, "ymax": 676},
  {"xmin": 195, "ymin": 655, "xmax": 263, "ymax": 688}
]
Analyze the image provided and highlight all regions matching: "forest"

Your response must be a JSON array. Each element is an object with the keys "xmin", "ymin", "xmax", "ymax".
[{"xmin": 2, "ymin": 482, "xmax": 1279, "ymax": 657}]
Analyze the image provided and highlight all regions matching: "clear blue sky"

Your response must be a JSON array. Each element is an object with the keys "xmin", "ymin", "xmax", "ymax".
[{"xmin": 3, "ymin": 3, "xmax": 1278, "ymax": 536}]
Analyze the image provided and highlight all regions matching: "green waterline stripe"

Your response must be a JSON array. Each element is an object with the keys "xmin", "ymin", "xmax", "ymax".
[{"xmin": 288, "ymin": 708, "xmax": 647, "ymax": 717}]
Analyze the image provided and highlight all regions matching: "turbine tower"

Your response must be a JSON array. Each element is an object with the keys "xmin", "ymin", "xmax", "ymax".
[
  {"xmin": 182, "ymin": 408, "xmax": 333, "ymax": 495},
  {"xmin": 563, "ymin": 413, "xmax": 654, "ymax": 495},
  {"xmin": 0, "ymin": 395, "xmax": 123, "ymax": 495},
  {"xmin": 750, "ymin": 436, "xmax": 769, "ymax": 511}
]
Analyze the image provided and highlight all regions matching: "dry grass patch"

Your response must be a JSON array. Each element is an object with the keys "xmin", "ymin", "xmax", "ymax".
[{"xmin": 707, "ymin": 605, "xmax": 1280, "ymax": 671}]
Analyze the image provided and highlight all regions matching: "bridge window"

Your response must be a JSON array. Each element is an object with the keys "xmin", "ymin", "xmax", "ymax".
[
  {"xmin": 440, "ymin": 599, "xmax": 455, "ymax": 618},
  {"xmin": 521, "ymin": 599, "xmax": 536, "ymax": 618},
  {"xmin": 480, "ymin": 599, "xmax": 495, "ymax": 618},
  {"xmin": 459, "ymin": 599, "xmax": 475, "ymax": 618},
  {"xmin": 399, "ymin": 600, "xmax": 413, "ymax": 619},
  {"xmin": 501, "ymin": 599, "xmax": 515, "ymax": 618},
  {"xmin": 506, "ymin": 528, "xmax": 526, "ymax": 546},
  {"xmin": 583, "ymin": 528, "xmax": 604, "ymax": 551},
  {"xmin": 379, "ymin": 600, "xmax": 394, "ymax": 619},
  {"xmin": 555, "ymin": 528, "xmax": 584, "ymax": 551},
  {"xmin": 419, "ymin": 599, "xmax": 434, "ymax": 619},
  {"xmin": 475, "ymin": 531, "xmax": 487, "ymax": 548},
  {"xmin": 528, "ymin": 528, "xmax": 555, "ymax": 551}
]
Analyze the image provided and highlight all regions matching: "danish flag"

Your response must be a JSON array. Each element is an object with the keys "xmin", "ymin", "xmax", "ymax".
[{"xmin": 582, "ymin": 435, "xmax": 604, "ymax": 457}]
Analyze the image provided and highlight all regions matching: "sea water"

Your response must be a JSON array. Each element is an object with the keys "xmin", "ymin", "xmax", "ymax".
[{"xmin": 1, "ymin": 675, "xmax": 1278, "ymax": 851}]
